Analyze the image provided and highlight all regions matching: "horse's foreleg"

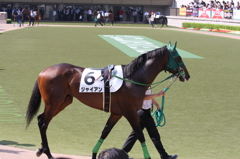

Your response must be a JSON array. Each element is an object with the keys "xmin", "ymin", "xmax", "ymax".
[{"xmin": 92, "ymin": 113, "xmax": 122, "ymax": 159}]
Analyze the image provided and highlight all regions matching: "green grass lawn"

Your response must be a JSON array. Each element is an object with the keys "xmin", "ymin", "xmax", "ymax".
[{"xmin": 0, "ymin": 24, "xmax": 240, "ymax": 159}]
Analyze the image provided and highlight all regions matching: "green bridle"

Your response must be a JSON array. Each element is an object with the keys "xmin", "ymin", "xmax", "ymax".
[{"xmin": 165, "ymin": 41, "xmax": 186, "ymax": 79}]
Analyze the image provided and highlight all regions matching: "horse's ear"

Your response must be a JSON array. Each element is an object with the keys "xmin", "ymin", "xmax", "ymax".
[
  {"xmin": 168, "ymin": 41, "xmax": 172, "ymax": 48},
  {"xmin": 173, "ymin": 41, "xmax": 177, "ymax": 50}
]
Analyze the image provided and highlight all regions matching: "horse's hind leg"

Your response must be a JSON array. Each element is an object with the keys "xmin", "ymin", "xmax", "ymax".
[
  {"xmin": 92, "ymin": 113, "xmax": 122, "ymax": 159},
  {"xmin": 37, "ymin": 94, "xmax": 73, "ymax": 159},
  {"xmin": 165, "ymin": 18, "xmax": 168, "ymax": 27},
  {"xmin": 37, "ymin": 111, "xmax": 54, "ymax": 159},
  {"xmin": 124, "ymin": 112, "xmax": 151, "ymax": 159},
  {"xmin": 161, "ymin": 23, "xmax": 164, "ymax": 28}
]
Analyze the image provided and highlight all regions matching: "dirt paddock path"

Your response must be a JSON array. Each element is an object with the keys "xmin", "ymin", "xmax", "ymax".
[
  {"xmin": 0, "ymin": 144, "xmax": 91, "ymax": 159},
  {"xmin": 0, "ymin": 20, "xmax": 239, "ymax": 159}
]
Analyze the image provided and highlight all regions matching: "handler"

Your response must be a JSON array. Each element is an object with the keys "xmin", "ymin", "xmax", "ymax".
[
  {"xmin": 94, "ymin": 11, "xmax": 103, "ymax": 27},
  {"xmin": 122, "ymin": 88, "xmax": 178, "ymax": 159},
  {"xmin": 149, "ymin": 12, "xmax": 155, "ymax": 28}
]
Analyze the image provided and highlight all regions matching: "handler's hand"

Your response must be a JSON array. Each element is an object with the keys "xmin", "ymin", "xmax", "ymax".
[
  {"xmin": 156, "ymin": 105, "xmax": 161, "ymax": 110},
  {"xmin": 157, "ymin": 91, "xmax": 165, "ymax": 96}
]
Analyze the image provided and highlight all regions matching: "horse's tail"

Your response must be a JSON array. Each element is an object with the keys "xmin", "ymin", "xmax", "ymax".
[{"xmin": 26, "ymin": 80, "xmax": 42, "ymax": 128}]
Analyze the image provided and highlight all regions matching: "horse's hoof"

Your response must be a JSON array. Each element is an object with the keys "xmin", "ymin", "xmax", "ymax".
[
  {"xmin": 92, "ymin": 153, "xmax": 97, "ymax": 159},
  {"xmin": 36, "ymin": 148, "xmax": 43, "ymax": 157},
  {"xmin": 49, "ymin": 157, "xmax": 55, "ymax": 159}
]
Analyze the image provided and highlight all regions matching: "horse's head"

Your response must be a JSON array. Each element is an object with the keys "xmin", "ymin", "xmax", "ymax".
[{"xmin": 165, "ymin": 41, "xmax": 190, "ymax": 82}]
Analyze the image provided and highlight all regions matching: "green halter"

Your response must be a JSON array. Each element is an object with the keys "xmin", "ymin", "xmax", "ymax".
[
  {"xmin": 165, "ymin": 41, "xmax": 186, "ymax": 77},
  {"xmin": 151, "ymin": 41, "xmax": 187, "ymax": 127}
]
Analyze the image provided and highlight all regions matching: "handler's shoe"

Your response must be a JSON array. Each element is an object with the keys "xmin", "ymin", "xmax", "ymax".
[{"xmin": 168, "ymin": 154, "xmax": 178, "ymax": 159}]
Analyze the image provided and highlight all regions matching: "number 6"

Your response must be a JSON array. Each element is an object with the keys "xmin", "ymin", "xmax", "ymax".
[{"xmin": 84, "ymin": 72, "xmax": 95, "ymax": 85}]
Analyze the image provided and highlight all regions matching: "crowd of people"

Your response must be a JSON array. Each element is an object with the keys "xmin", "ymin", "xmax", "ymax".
[
  {"xmin": 0, "ymin": 6, "xmax": 155, "ymax": 24},
  {"xmin": 181, "ymin": 0, "xmax": 240, "ymax": 10},
  {"xmin": 1, "ymin": 5, "xmax": 167, "ymax": 29}
]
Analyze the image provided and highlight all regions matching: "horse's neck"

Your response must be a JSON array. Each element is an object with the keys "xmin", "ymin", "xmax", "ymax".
[
  {"xmin": 132, "ymin": 55, "xmax": 168, "ymax": 84},
  {"xmin": 145, "ymin": 58, "xmax": 166, "ymax": 83}
]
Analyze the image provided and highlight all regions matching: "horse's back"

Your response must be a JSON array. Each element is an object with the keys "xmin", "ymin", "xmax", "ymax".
[{"xmin": 39, "ymin": 63, "xmax": 84, "ymax": 82}]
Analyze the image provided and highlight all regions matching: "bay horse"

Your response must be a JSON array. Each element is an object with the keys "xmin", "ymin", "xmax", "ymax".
[
  {"xmin": 154, "ymin": 15, "xmax": 168, "ymax": 28},
  {"xmin": 22, "ymin": 8, "xmax": 41, "ymax": 26},
  {"xmin": 93, "ymin": 11, "xmax": 114, "ymax": 26},
  {"xmin": 26, "ymin": 42, "xmax": 190, "ymax": 159}
]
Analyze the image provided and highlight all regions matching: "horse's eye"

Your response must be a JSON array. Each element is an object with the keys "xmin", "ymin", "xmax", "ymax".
[{"xmin": 176, "ymin": 56, "xmax": 182, "ymax": 63}]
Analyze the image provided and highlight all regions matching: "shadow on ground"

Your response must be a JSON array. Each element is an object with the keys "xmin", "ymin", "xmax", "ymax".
[{"xmin": 0, "ymin": 140, "xmax": 35, "ymax": 147}]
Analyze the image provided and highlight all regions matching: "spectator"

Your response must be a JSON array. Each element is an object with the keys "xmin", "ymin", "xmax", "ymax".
[
  {"xmin": 57, "ymin": 8, "xmax": 62, "ymax": 21},
  {"xmin": 75, "ymin": 8, "xmax": 80, "ymax": 21},
  {"xmin": 126, "ymin": 8, "xmax": 131, "ymax": 21},
  {"xmin": 39, "ymin": 7, "xmax": 44, "ymax": 20},
  {"xmin": 236, "ymin": 1, "xmax": 240, "ymax": 9},
  {"xmin": 79, "ymin": 9, "xmax": 84, "ymax": 21},
  {"xmin": 118, "ymin": 7, "xmax": 123, "ymax": 21},
  {"xmin": 230, "ymin": 0, "xmax": 235, "ymax": 10},
  {"xmin": 132, "ymin": 10, "xmax": 137, "ymax": 23},
  {"xmin": 12, "ymin": 6, "xmax": 18, "ymax": 20},
  {"xmin": 65, "ymin": 8, "xmax": 69, "ymax": 21},
  {"xmin": 144, "ymin": 10, "xmax": 149, "ymax": 24},
  {"xmin": 7, "ymin": 6, "xmax": 12, "ymax": 19},
  {"xmin": 87, "ymin": 8, "xmax": 92, "ymax": 21},
  {"xmin": 53, "ymin": 9, "xmax": 56, "ymax": 21},
  {"xmin": 69, "ymin": 7, "xmax": 74, "ymax": 21},
  {"xmin": 84, "ymin": 9, "xmax": 88, "ymax": 21},
  {"xmin": 139, "ymin": 9, "xmax": 143, "ymax": 22},
  {"xmin": 62, "ymin": 7, "xmax": 67, "ymax": 21},
  {"xmin": 109, "ymin": 8, "xmax": 113, "ymax": 13},
  {"xmin": 201, "ymin": 0, "xmax": 206, "ymax": 6}
]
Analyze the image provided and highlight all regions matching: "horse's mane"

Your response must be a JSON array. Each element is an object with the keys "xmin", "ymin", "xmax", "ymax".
[{"xmin": 123, "ymin": 46, "xmax": 167, "ymax": 77}]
